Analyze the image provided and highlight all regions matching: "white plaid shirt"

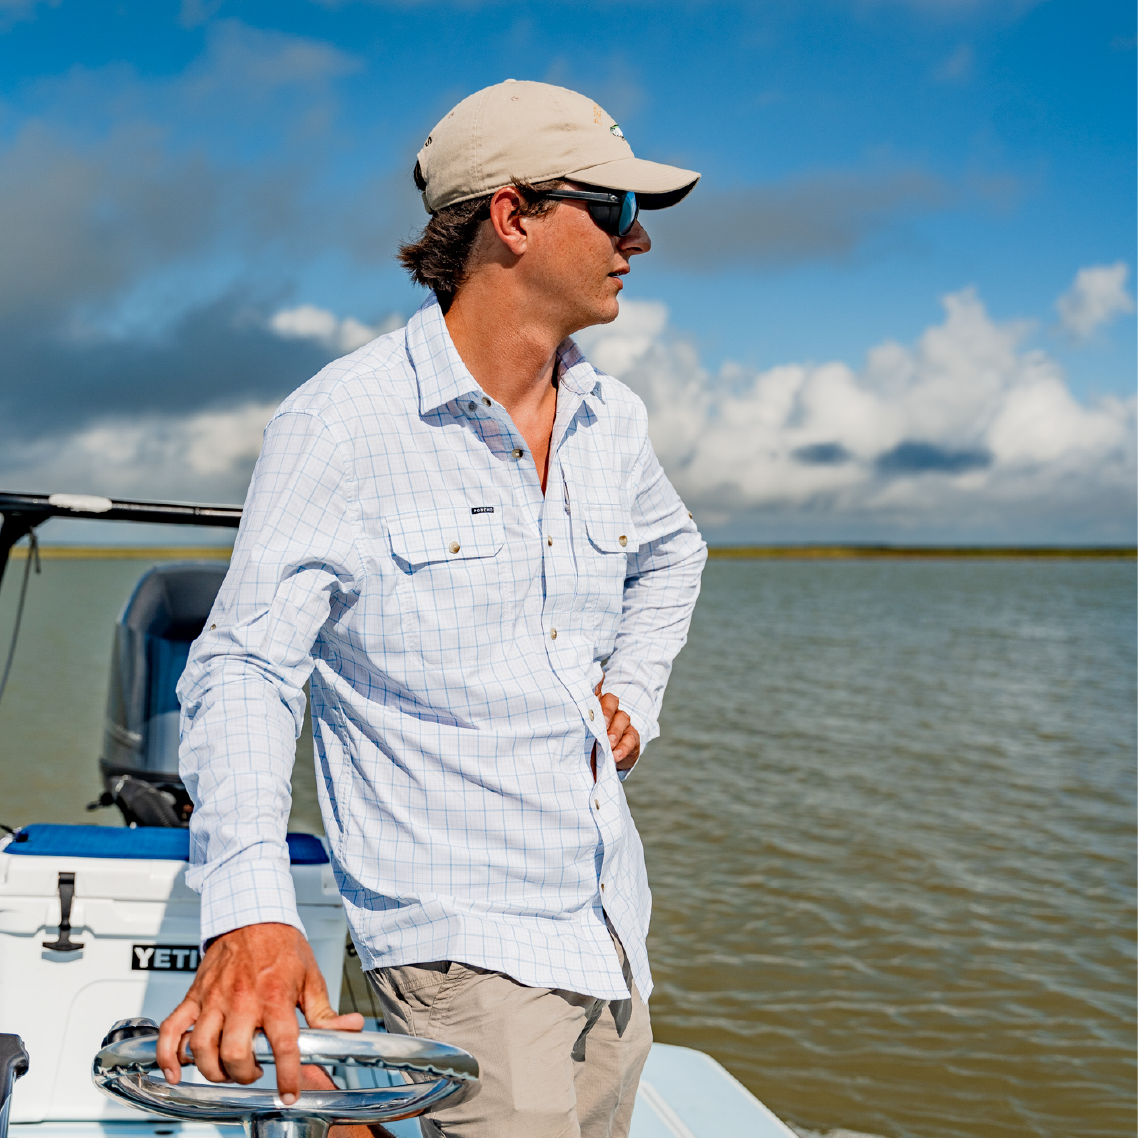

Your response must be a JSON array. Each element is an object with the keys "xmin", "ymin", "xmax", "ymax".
[{"xmin": 179, "ymin": 294, "xmax": 706, "ymax": 1000}]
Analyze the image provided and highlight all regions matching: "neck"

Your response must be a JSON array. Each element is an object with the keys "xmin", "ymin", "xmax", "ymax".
[
  {"xmin": 444, "ymin": 273, "xmax": 569, "ymax": 493},
  {"xmin": 444, "ymin": 276, "xmax": 569, "ymax": 410}
]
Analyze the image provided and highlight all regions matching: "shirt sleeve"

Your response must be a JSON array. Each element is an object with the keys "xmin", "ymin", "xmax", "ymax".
[
  {"xmin": 605, "ymin": 431, "xmax": 707, "ymax": 771},
  {"xmin": 178, "ymin": 409, "xmax": 362, "ymax": 947}
]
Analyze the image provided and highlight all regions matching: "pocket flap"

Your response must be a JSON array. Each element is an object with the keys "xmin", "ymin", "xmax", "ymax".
[
  {"xmin": 582, "ymin": 501, "xmax": 636, "ymax": 554},
  {"xmin": 387, "ymin": 506, "xmax": 505, "ymax": 567}
]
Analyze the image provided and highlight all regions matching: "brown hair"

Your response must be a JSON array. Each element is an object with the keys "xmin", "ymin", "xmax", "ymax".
[{"xmin": 397, "ymin": 164, "xmax": 563, "ymax": 310}]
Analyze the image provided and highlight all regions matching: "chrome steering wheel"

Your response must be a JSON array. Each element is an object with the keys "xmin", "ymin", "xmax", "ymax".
[{"xmin": 92, "ymin": 1019, "xmax": 479, "ymax": 1138}]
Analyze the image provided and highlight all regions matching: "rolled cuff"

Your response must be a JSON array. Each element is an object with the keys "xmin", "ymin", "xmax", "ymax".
[{"xmin": 192, "ymin": 856, "xmax": 306, "ymax": 951}]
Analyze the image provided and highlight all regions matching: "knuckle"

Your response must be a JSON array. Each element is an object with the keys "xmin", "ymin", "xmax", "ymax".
[
  {"xmin": 267, "ymin": 1030, "xmax": 300, "ymax": 1057},
  {"xmin": 218, "ymin": 1038, "xmax": 247, "ymax": 1063}
]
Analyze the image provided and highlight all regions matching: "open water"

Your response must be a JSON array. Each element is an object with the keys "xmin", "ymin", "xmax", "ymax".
[{"xmin": 0, "ymin": 555, "xmax": 1134, "ymax": 1138}]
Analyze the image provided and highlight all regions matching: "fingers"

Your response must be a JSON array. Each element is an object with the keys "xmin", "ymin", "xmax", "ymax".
[
  {"xmin": 594, "ymin": 670, "xmax": 605, "ymax": 699},
  {"xmin": 595, "ymin": 690, "xmax": 639, "ymax": 769},
  {"xmin": 188, "ymin": 1006, "xmax": 227, "ymax": 1084},
  {"xmin": 157, "ymin": 995, "xmax": 201, "ymax": 1085},
  {"xmin": 317, "ymin": 1011, "xmax": 365, "ymax": 1031},
  {"xmin": 607, "ymin": 708, "xmax": 630, "ymax": 750},
  {"xmin": 262, "ymin": 1005, "xmax": 302, "ymax": 1105},
  {"xmin": 217, "ymin": 1011, "xmax": 265, "ymax": 1085},
  {"xmin": 599, "ymin": 691, "xmax": 620, "ymax": 733},
  {"xmin": 300, "ymin": 966, "xmax": 364, "ymax": 1032},
  {"xmin": 614, "ymin": 724, "xmax": 640, "ymax": 770}
]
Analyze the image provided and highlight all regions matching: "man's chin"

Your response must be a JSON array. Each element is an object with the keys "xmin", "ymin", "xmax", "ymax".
[{"xmin": 596, "ymin": 292, "xmax": 622, "ymax": 325}]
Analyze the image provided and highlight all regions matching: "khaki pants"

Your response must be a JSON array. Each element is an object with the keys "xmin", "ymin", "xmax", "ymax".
[{"xmin": 366, "ymin": 939, "xmax": 652, "ymax": 1138}]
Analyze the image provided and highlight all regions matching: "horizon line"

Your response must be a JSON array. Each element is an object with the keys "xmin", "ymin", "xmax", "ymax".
[{"xmin": 6, "ymin": 544, "xmax": 1136, "ymax": 561}]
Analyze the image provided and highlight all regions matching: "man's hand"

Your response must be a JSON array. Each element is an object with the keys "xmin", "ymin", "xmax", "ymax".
[
  {"xmin": 594, "ymin": 678, "xmax": 640, "ymax": 772},
  {"xmin": 157, "ymin": 922, "xmax": 364, "ymax": 1104}
]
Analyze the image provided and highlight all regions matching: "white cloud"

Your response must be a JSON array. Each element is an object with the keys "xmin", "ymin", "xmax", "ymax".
[
  {"xmin": 578, "ymin": 292, "xmax": 1136, "ymax": 540},
  {"xmin": 269, "ymin": 304, "xmax": 403, "ymax": 353},
  {"xmin": 3, "ymin": 294, "xmax": 1132, "ymax": 545},
  {"xmin": 1056, "ymin": 262, "xmax": 1135, "ymax": 340},
  {"xmin": 0, "ymin": 401, "xmax": 279, "ymax": 507}
]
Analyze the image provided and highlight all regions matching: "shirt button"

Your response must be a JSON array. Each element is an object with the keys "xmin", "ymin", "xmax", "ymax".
[
  {"xmin": 482, "ymin": 396, "xmax": 492, "ymax": 407},
  {"xmin": 210, "ymin": 623, "xmax": 217, "ymax": 630},
  {"xmin": 550, "ymin": 628, "xmax": 557, "ymax": 640},
  {"xmin": 600, "ymin": 882, "xmax": 605, "ymax": 892},
  {"xmin": 448, "ymin": 541, "xmax": 460, "ymax": 554},
  {"xmin": 594, "ymin": 798, "xmax": 600, "ymax": 809},
  {"xmin": 467, "ymin": 402, "xmax": 477, "ymax": 411},
  {"xmin": 547, "ymin": 536, "xmax": 553, "ymax": 546},
  {"xmin": 618, "ymin": 535, "xmax": 628, "ymax": 547},
  {"xmin": 512, "ymin": 448, "xmax": 524, "ymax": 459},
  {"xmin": 588, "ymin": 708, "xmax": 594, "ymax": 721}
]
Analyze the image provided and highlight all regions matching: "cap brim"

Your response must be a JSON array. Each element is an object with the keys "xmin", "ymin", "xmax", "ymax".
[{"xmin": 563, "ymin": 157, "xmax": 700, "ymax": 209}]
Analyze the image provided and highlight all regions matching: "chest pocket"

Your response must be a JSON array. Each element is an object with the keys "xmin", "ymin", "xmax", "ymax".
[
  {"xmin": 578, "ymin": 499, "xmax": 636, "ymax": 644},
  {"xmin": 386, "ymin": 506, "xmax": 510, "ymax": 668}
]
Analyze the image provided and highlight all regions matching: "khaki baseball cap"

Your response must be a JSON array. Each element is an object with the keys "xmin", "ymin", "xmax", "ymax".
[{"xmin": 417, "ymin": 79, "xmax": 700, "ymax": 214}]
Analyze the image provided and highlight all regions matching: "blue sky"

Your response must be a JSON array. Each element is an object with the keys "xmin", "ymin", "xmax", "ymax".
[{"xmin": 0, "ymin": 0, "xmax": 1134, "ymax": 543}]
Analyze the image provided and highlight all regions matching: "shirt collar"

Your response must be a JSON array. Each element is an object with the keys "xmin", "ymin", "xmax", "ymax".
[
  {"xmin": 406, "ymin": 293, "xmax": 605, "ymax": 414},
  {"xmin": 406, "ymin": 294, "xmax": 482, "ymax": 416},
  {"xmin": 557, "ymin": 336, "xmax": 605, "ymax": 402}
]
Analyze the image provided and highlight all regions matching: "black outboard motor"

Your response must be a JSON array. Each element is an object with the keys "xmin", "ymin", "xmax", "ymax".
[{"xmin": 96, "ymin": 563, "xmax": 227, "ymax": 827}]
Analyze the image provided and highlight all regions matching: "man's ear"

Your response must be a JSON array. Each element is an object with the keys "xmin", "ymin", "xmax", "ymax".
[{"xmin": 487, "ymin": 186, "xmax": 531, "ymax": 257}]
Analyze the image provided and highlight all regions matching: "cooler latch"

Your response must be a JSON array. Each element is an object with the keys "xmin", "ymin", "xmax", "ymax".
[{"xmin": 42, "ymin": 871, "xmax": 84, "ymax": 953}]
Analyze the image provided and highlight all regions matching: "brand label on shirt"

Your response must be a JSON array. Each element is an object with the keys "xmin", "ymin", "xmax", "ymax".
[
  {"xmin": 470, "ymin": 506, "xmax": 494, "ymax": 515},
  {"xmin": 131, "ymin": 944, "xmax": 200, "ymax": 972}
]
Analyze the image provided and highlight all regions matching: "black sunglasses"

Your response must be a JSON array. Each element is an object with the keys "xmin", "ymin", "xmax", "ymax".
[{"xmin": 536, "ymin": 188, "xmax": 640, "ymax": 238}]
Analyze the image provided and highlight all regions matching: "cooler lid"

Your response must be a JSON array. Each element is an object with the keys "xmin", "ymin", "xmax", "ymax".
[{"xmin": 3, "ymin": 824, "xmax": 328, "ymax": 865}]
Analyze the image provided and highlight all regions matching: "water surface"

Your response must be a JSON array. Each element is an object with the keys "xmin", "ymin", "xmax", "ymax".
[{"xmin": 0, "ymin": 556, "xmax": 1133, "ymax": 1138}]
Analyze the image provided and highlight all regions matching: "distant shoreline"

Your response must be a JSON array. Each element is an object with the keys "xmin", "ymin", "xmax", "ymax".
[
  {"xmin": 707, "ymin": 545, "xmax": 1137, "ymax": 559},
  {"xmin": 8, "ymin": 544, "xmax": 1136, "ymax": 560}
]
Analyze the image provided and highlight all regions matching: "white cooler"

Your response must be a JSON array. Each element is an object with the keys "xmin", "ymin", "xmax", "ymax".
[{"xmin": 0, "ymin": 825, "xmax": 346, "ymax": 1123}]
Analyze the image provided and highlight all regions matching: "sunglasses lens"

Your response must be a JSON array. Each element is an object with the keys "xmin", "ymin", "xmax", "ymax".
[
  {"xmin": 581, "ymin": 191, "xmax": 638, "ymax": 236},
  {"xmin": 619, "ymin": 192, "xmax": 638, "ymax": 236},
  {"xmin": 587, "ymin": 201, "xmax": 619, "ymax": 235}
]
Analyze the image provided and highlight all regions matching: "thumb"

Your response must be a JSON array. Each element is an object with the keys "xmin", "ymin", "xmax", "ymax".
[{"xmin": 300, "ymin": 969, "xmax": 365, "ymax": 1031}]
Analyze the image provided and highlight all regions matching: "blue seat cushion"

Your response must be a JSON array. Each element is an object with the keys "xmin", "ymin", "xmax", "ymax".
[{"xmin": 2, "ymin": 824, "xmax": 328, "ymax": 865}]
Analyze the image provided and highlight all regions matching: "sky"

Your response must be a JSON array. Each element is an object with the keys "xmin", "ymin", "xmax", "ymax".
[{"xmin": 0, "ymin": 0, "xmax": 1134, "ymax": 545}]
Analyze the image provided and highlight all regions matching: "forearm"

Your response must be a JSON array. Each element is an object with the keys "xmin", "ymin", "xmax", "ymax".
[
  {"xmin": 604, "ymin": 529, "xmax": 707, "ymax": 749},
  {"xmin": 604, "ymin": 426, "xmax": 707, "ymax": 752}
]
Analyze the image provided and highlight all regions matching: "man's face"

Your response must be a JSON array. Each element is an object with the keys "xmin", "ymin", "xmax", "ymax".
[{"xmin": 523, "ymin": 183, "xmax": 651, "ymax": 334}]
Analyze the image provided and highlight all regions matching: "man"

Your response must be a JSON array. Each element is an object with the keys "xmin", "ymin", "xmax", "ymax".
[{"xmin": 157, "ymin": 79, "xmax": 706, "ymax": 1138}]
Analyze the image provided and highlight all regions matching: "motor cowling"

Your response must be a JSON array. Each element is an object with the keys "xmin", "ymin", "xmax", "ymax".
[{"xmin": 98, "ymin": 562, "xmax": 227, "ymax": 827}]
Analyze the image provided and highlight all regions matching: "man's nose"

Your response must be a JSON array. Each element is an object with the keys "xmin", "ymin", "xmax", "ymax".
[{"xmin": 619, "ymin": 220, "xmax": 651, "ymax": 256}]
